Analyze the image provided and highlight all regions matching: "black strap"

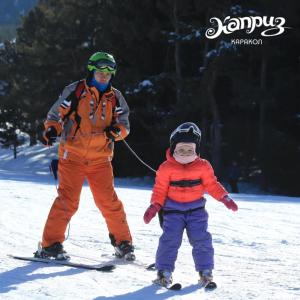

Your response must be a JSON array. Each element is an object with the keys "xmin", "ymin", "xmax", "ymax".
[
  {"xmin": 61, "ymin": 80, "xmax": 85, "ymax": 139},
  {"xmin": 162, "ymin": 206, "xmax": 205, "ymax": 215},
  {"xmin": 170, "ymin": 179, "xmax": 202, "ymax": 187},
  {"xmin": 158, "ymin": 206, "xmax": 205, "ymax": 229},
  {"xmin": 62, "ymin": 80, "xmax": 85, "ymax": 121}
]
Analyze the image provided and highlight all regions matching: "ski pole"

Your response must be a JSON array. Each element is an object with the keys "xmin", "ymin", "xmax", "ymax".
[
  {"xmin": 121, "ymin": 138, "xmax": 157, "ymax": 173},
  {"xmin": 48, "ymin": 133, "xmax": 157, "ymax": 174},
  {"xmin": 47, "ymin": 148, "xmax": 71, "ymax": 241}
]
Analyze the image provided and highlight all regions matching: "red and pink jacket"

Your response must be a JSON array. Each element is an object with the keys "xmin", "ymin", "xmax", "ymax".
[{"xmin": 151, "ymin": 149, "xmax": 228, "ymax": 207}]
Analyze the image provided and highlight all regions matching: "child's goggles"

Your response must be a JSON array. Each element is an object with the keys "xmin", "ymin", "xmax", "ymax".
[{"xmin": 170, "ymin": 124, "xmax": 201, "ymax": 140}]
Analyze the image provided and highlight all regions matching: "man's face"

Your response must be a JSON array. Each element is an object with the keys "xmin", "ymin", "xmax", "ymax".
[{"xmin": 94, "ymin": 71, "xmax": 112, "ymax": 84}]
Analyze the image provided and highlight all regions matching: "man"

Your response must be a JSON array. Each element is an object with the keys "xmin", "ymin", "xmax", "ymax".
[{"xmin": 37, "ymin": 51, "xmax": 135, "ymax": 261}]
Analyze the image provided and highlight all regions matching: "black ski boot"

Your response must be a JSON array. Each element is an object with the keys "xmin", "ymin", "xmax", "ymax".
[
  {"xmin": 114, "ymin": 241, "xmax": 135, "ymax": 261},
  {"xmin": 34, "ymin": 242, "xmax": 70, "ymax": 260},
  {"xmin": 199, "ymin": 269, "xmax": 217, "ymax": 290}
]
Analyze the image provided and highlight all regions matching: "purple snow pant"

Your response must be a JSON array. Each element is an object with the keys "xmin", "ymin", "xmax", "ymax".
[{"xmin": 155, "ymin": 204, "xmax": 214, "ymax": 272}]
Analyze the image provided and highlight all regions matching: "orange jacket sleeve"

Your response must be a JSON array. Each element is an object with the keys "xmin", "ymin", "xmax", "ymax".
[
  {"xmin": 202, "ymin": 160, "xmax": 228, "ymax": 200},
  {"xmin": 150, "ymin": 163, "xmax": 170, "ymax": 206}
]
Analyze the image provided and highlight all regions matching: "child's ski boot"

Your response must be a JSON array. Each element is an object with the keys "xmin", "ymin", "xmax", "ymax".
[
  {"xmin": 154, "ymin": 270, "xmax": 172, "ymax": 287},
  {"xmin": 199, "ymin": 269, "xmax": 217, "ymax": 291},
  {"xmin": 153, "ymin": 270, "xmax": 182, "ymax": 290},
  {"xmin": 156, "ymin": 270, "xmax": 173, "ymax": 287}
]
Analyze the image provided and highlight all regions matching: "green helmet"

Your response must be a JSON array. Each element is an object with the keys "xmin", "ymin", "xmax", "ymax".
[{"xmin": 87, "ymin": 51, "xmax": 117, "ymax": 75}]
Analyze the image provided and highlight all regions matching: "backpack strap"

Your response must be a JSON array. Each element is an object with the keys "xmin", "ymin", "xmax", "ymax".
[
  {"xmin": 62, "ymin": 80, "xmax": 85, "ymax": 121},
  {"xmin": 62, "ymin": 80, "xmax": 85, "ymax": 138}
]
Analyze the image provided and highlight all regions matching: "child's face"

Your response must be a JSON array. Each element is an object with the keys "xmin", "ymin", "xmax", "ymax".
[{"xmin": 174, "ymin": 143, "xmax": 196, "ymax": 156}]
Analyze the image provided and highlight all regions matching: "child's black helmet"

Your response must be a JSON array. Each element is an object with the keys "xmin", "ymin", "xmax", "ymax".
[{"xmin": 170, "ymin": 122, "xmax": 201, "ymax": 155}]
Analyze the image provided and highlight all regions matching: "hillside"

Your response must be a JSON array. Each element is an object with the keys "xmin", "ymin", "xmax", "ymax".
[{"xmin": 0, "ymin": 144, "xmax": 300, "ymax": 299}]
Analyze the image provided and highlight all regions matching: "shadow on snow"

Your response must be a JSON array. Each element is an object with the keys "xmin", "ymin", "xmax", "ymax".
[
  {"xmin": 93, "ymin": 283, "xmax": 201, "ymax": 300},
  {"xmin": 0, "ymin": 261, "xmax": 85, "ymax": 294}
]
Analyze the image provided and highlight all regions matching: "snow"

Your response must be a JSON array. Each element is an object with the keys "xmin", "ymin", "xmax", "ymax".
[
  {"xmin": 195, "ymin": 30, "xmax": 201, "ymax": 38},
  {"xmin": 0, "ymin": 144, "xmax": 300, "ymax": 299},
  {"xmin": 230, "ymin": 5, "xmax": 243, "ymax": 15},
  {"xmin": 206, "ymin": 49, "xmax": 217, "ymax": 58},
  {"xmin": 206, "ymin": 41, "xmax": 236, "ymax": 59},
  {"xmin": 229, "ymin": 5, "xmax": 259, "ymax": 16},
  {"xmin": 125, "ymin": 80, "xmax": 155, "ymax": 95},
  {"xmin": 0, "ymin": 80, "xmax": 8, "ymax": 96},
  {"xmin": 140, "ymin": 80, "xmax": 153, "ymax": 88}
]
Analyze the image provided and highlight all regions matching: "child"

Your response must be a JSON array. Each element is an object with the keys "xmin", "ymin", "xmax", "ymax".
[{"xmin": 143, "ymin": 122, "xmax": 238, "ymax": 289}]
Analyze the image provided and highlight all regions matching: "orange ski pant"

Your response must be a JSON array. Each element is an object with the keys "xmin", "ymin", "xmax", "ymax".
[{"xmin": 42, "ymin": 158, "xmax": 132, "ymax": 247}]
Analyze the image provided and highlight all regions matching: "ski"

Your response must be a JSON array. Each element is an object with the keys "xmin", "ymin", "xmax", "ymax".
[
  {"xmin": 111, "ymin": 257, "xmax": 156, "ymax": 271},
  {"xmin": 100, "ymin": 253, "xmax": 156, "ymax": 271},
  {"xmin": 153, "ymin": 279, "xmax": 182, "ymax": 290},
  {"xmin": 8, "ymin": 254, "xmax": 115, "ymax": 272},
  {"xmin": 166, "ymin": 283, "xmax": 182, "ymax": 291},
  {"xmin": 146, "ymin": 263, "xmax": 156, "ymax": 270}
]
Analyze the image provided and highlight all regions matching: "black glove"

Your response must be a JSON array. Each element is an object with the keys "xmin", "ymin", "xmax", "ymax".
[
  {"xmin": 42, "ymin": 126, "xmax": 57, "ymax": 146},
  {"xmin": 104, "ymin": 125, "xmax": 121, "ymax": 140}
]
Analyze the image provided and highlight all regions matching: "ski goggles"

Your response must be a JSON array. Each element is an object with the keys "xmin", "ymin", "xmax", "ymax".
[
  {"xmin": 95, "ymin": 65, "xmax": 116, "ymax": 73},
  {"xmin": 90, "ymin": 59, "xmax": 116, "ymax": 72},
  {"xmin": 170, "ymin": 123, "xmax": 201, "ymax": 140}
]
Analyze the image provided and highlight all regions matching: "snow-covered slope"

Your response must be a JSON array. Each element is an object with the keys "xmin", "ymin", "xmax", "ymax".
[{"xmin": 0, "ymin": 145, "xmax": 300, "ymax": 299}]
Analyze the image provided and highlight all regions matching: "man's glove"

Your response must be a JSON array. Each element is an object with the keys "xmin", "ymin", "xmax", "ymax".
[
  {"xmin": 104, "ymin": 125, "xmax": 121, "ymax": 140},
  {"xmin": 219, "ymin": 195, "xmax": 238, "ymax": 211},
  {"xmin": 42, "ymin": 126, "xmax": 57, "ymax": 146},
  {"xmin": 143, "ymin": 203, "xmax": 161, "ymax": 224}
]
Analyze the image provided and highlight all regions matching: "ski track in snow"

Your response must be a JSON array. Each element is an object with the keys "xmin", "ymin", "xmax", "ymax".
[{"xmin": 0, "ymin": 177, "xmax": 300, "ymax": 300}]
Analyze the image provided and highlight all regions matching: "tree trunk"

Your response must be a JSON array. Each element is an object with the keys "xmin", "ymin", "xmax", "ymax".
[
  {"xmin": 13, "ymin": 134, "xmax": 18, "ymax": 159},
  {"xmin": 173, "ymin": 0, "xmax": 182, "ymax": 107},
  {"xmin": 259, "ymin": 56, "xmax": 267, "ymax": 148},
  {"xmin": 201, "ymin": 65, "xmax": 222, "ymax": 176},
  {"xmin": 208, "ymin": 70, "xmax": 222, "ymax": 176},
  {"xmin": 259, "ymin": 56, "xmax": 268, "ymax": 191},
  {"xmin": 200, "ymin": 109, "xmax": 209, "ymax": 158},
  {"xmin": 200, "ymin": 35, "xmax": 210, "ymax": 158},
  {"xmin": 199, "ymin": 19, "xmax": 222, "ymax": 174},
  {"xmin": 29, "ymin": 129, "xmax": 37, "ymax": 146}
]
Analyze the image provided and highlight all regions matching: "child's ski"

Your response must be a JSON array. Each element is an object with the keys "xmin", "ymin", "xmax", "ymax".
[
  {"xmin": 8, "ymin": 254, "xmax": 115, "ymax": 272},
  {"xmin": 166, "ymin": 283, "xmax": 182, "ymax": 290}
]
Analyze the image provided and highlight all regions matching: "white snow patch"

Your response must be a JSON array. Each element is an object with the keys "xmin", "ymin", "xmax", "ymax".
[
  {"xmin": 140, "ymin": 80, "xmax": 153, "ymax": 88},
  {"xmin": 0, "ymin": 144, "xmax": 299, "ymax": 299}
]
